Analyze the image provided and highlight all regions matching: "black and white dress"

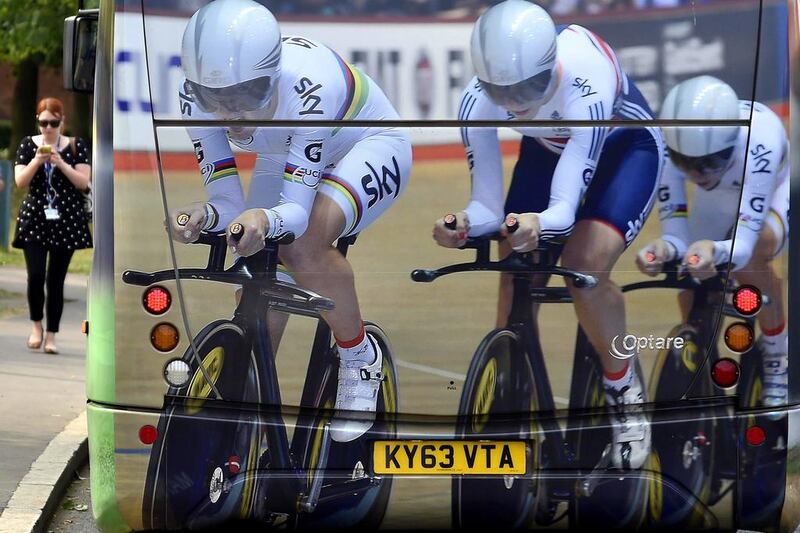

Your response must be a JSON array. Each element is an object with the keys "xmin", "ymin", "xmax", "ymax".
[{"xmin": 13, "ymin": 136, "xmax": 93, "ymax": 250}]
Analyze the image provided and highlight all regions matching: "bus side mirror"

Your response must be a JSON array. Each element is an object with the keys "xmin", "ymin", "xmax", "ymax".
[{"xmin": 63, "ymin": 9, "xmax": 99, "ymax": 93}]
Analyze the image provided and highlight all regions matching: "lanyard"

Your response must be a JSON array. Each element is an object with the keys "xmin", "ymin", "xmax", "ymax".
[{"xmin": 43, "ymin": 135, "xmax": 61, "ymax": 208}]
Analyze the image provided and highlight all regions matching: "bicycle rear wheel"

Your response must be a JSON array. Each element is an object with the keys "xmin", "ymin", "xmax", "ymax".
[
  {"xmin": 296, "ymin": 322, "xmax": 399, "ymax": 529},
  {"xmin": 735, "ymin": 349, "xmax": 787, "ymax": 532},
  {"xmin": 142, "ymin": 320, "xmax": 264, "ymax": 530},
  {"xmin": 451, "ymin": 328, "xmax": 539, "ymax": 530},
  {"xmin": 567, "ymin": 327, "xmax": 648, "ymax": 529},
  {"xmin": 646, "ymin": 324, "xmax": 715, "ymax": 527}
]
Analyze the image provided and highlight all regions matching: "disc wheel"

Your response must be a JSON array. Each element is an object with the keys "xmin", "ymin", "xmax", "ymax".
[
  {"xmin": 646, "ymin": 324, "xmax": 715, "ymax": 528},
  {"xmin": 142, "ymin": 320, "xmax": 264, "ymax": 530},
  {"xmin": 296, "ymin": 322, "xmax": 399, "ymax": 529},
  {"xmin": 451, "ymin": 328, "xmax": 540, "ymax": 530}
]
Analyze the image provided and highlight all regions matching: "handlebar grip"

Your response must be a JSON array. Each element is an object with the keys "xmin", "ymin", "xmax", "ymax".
[
  {"xmin": 176, "ymin": 213, "xmax": 190, "ymax": 227},
  {"xmin": 229, "ymin": 223, "xmax": 244, "ymax": 242},
  {"xmin": 505, "ymin": 216, "xmax": 519, "ymax": 234},
  {"xmin": 444, "ymin": 213, "xmax": 457, "ymax": 231}
]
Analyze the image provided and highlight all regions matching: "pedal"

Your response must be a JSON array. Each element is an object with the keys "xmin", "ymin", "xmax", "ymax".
[
  {"xmin": 578, "ymin": 444, "xmax": 613, "ymax": 497},
  {"xmin": 297, "ymin": 423, "xmax": 331, "ymax": 513}
]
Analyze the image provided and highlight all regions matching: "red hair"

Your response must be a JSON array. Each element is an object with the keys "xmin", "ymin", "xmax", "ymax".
[{"xmin": 36, "ymin": 97, "xmax": 65, "ymax": 118}]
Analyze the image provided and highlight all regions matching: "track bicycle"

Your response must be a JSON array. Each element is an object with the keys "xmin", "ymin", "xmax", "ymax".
[
  {"xmin": 641, "ymin": 260, "xmax": 788, "ymax": 531},
  {"xmin": 412, "ymin": 222, "xmax": 653, "ymax": 530},
  {"xmin": 122, "ymin": 226, "xmax": 399, "ymax": 530}
]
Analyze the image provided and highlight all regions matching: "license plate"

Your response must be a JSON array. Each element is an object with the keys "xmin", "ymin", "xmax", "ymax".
[{"xmin": 373, "ymin": 440, "xmax": 526, "ymax": 475}]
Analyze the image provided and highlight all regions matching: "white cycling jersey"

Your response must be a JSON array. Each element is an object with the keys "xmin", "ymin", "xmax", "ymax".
[
  {"xmin": 659, "ymin": 101, "xmax": 790, "ymax": 270},
  {"xmin": 179, "ymin": 35, "xmax": 401, "ymax": 238},
  {"xmin": 459, "ymin": 24, "xmax": 660, "ymax": 239}
]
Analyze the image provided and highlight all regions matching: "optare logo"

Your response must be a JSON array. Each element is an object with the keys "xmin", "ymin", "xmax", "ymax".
[{"xmin": 610, "ymin": 334, "xmax": 685, "ymax": 359}]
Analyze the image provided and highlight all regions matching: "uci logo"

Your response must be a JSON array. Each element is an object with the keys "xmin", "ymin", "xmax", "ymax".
[{"xmin": 305, "ymin": 142, "xmax": 322, "ymax": 163}]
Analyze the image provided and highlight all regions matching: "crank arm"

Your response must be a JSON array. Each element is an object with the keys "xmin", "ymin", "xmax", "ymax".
[
  {"xmin": 578, "ymin": 444, "xmax": 614, "ymax": 497},
  {"xmin": 297, "ymin": 423, "xmax": 331, "ymax": 513}
]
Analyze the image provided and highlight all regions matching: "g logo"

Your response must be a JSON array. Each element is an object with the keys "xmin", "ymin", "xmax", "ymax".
[
  {"xmin": 750, "ymin": 196, "xmax": 765, "ymax": 213},
  {"xmin": 304, "ymin": 142, "xmax": 322, "ymax": 163}
]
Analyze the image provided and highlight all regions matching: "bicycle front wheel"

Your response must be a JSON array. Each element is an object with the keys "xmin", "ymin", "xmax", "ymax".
[
  {"xmin": 451, "ymin": 328, "xmax": 539, "ymax": 530},
  {"xmin": 142, "ymin": 320, "xmax": 264, "ymax": 530}
]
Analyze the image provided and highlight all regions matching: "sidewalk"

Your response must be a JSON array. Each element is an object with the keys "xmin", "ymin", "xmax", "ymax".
[{"xmin": 0, "ymin": 268, "xmax": 88, "ymax": 511}]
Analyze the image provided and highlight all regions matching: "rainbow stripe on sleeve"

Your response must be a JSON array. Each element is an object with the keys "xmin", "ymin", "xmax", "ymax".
[
  {"xmin": 331, "ymin": 51, "xmax": 370, "ymax": 135},
  {"xmin": 284, "ymin": 163, "xmax": 301, "ymax": 183},
  {"xmin": 206, "ymin": 157, "xmax": 238, "ymax": 185},
  {"xmin": 673, "ymin": 204, "xmax": 688, "ymax": 218}
]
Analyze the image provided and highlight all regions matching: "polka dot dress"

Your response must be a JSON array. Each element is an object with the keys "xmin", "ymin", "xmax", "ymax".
[{"xmin": 12, "ymin": 137, "xmax": 93, "ymax": 250}]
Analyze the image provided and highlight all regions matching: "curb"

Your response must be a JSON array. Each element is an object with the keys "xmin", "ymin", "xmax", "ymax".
[{"xmin": 0, "ymin": 411, "xmax": 88, "ymax": 533}]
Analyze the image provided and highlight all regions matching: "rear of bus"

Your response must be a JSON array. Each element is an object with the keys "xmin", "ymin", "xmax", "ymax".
[{"xmin": 66, "ymin": 0, "xmax": 800, "ymax": 530}]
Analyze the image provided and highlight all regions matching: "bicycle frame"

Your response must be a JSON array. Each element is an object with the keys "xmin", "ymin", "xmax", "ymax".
[{"xmin": 123, "ymin": 232, "xmax": 366, "ymax": 517}]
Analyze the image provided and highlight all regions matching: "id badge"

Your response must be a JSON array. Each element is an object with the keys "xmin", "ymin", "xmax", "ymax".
[{"xmin": 44, "ymin": 207, "xmax": 60, "ymax": 220}]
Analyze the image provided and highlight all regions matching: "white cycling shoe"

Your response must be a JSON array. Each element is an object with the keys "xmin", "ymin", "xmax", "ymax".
[
  {"xmin": 604, "ymin": 370, "xmax": 651, "ymax": 470},
  {"xmin": 330, "ymin": 336, "xmax": 384, "ymax": 443}
]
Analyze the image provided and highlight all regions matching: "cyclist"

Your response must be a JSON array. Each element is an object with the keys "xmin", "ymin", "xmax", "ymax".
[
  {"xmin": 434, "ymin": 0, "xmax": 663, "ymax": 469},
  {"xmin": 170, "ymin": 0, "xmax": 412, "ymax": 442},
  {"xmin": 637, "ymin": 75, "xmax": 789, "ymax": 411}
]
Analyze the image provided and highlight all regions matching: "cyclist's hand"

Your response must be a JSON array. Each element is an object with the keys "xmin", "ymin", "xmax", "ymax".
[
  {"xmin": 635, "ymin": 238, "xmax": 673, "ymax": 277},
  {"xmin": 432, "ymin": 211, "xmax": 470, "ymax": 248},
  {"xmin": 501, "ymin": 212, "xmax": 540, "ymax": 252},
  {"xmin": 684, "ymin": 240, "xmax": 716, "ymax": 280},
  {"xmin": 169, "ymin": 202, "xmax": 207, "ymax": 243},
  {"xmin": 227, "ymin": 208, "xmax": 268, "ymax": 257}
]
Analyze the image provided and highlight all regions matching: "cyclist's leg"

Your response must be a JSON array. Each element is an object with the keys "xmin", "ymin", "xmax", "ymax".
[
  {"xmin": 279, "ymin": 130, "xmax": 412, "ymax": 442},
  {"xmin": 733, "ymin": 179, "xmax": 789, "ymax": 408},
  {"xmin": 497, "ymin": 136, "xmax": 559, "ymax": 327},
  {"xmin": 561, "ymin": 126, "xmax": 661, "ymax": 469}
]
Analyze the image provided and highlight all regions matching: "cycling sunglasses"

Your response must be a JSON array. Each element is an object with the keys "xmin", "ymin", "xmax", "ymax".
[
  {"xmin": 667, "ymin": 146, "xmax": 735, "ymax": 174},
  {"xmin": 38, "ymin": 119, "xmax": 61, "ymax": 129},
  {"xmin": 480, "ymin": 69, "xmax": 553, "ymax": 109},
  {"xmin": 186, "ymin": 76, "xmax": 274, "ymax": 114}
]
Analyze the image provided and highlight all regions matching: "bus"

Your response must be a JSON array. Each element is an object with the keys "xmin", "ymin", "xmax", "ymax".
[{"xmin": 64, "ymin": 0, "xmax": 799, "ymax": 530}]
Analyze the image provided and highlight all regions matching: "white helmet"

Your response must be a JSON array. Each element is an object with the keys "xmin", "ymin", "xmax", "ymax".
[
  {"xmin": 660, "ymin": 76, "xmax": 741, "ymax": 171},
  {"xmin": 181, "ymin": 0, "xmax": 281, "ymax": 113},
  {"xmin": 470, "ymin": 0, "xmax": 557, "ymax": 111}
]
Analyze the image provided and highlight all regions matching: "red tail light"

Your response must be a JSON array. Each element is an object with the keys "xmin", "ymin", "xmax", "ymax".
[
  {"xmin": 144, "ymin": 286, "xmax": 171, "ymax": 315},
  {"xmin": 733, "ymin": 285, "xmax": 761, "ymax": 316}
]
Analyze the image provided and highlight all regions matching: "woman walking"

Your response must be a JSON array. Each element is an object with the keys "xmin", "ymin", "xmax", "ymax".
[{"xmin": 13, "ymin": 97, "xmax": 92, "ymax": 354}]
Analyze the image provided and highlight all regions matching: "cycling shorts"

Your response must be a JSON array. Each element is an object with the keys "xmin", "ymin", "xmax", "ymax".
[{"xmin": 505, "ymin": 126, "xmax": 662, "ymax": 248}]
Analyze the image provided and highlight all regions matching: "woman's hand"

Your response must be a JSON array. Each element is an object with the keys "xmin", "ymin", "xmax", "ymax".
[
  {"xmin": 49, "ymin": 149, "xmax": 67, "ymax": 171},
  {"xmin": 169, "ymin": 202, "xmax": 208, "ymax": 243},
  {"xmin": 501, "ymin": 213, "xmax": 540, "ymax": 252},
  {"xmin": 227, "ymin": 209, "xmax": 269, "ymax": 256},
  {"xmin": 635, "ymin": 238, "xmax": 675, "ymax": 277},
  {"xmin": 684, "ymin": 240, "xmax": 717, "ymax": 280},
  {"xmin": 432, "ymin": 211, "xmax": 470, "ymax": 248},
  {"xmin": 33, "ymin": 146, "xmax": 51, "ymax": 166}
]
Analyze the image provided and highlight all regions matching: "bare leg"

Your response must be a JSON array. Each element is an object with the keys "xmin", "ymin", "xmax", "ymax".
[
  {"xmin": 279, "ymin": 194, "xmax": 362, "ymax": 343},
  {"xmin": 560, "ymin": 220, "xmax": 627, "ymax": 374}
]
